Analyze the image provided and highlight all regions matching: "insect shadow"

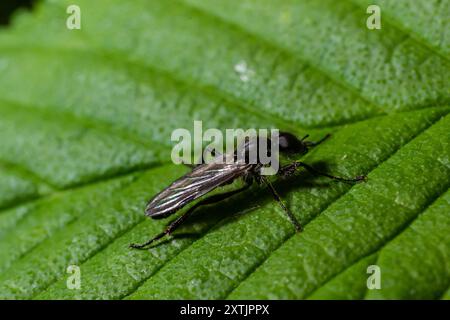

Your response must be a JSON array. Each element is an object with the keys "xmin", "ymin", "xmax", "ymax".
[{"xmin": 141, "ymin": 160, "xmax": 340, "ymax": 248}]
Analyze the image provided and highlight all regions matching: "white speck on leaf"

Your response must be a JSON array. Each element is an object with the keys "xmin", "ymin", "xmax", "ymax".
[{"xmin": 234, "ymin": 60, "xmax": 255, "ymax": 82}]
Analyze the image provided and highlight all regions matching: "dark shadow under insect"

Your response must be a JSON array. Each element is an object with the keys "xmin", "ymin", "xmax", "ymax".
[{"xmin": 130, "ymin": 132, "xmax": 367, "ymax": 249}]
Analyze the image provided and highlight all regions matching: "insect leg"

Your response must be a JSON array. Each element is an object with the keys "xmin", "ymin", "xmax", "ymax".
[
  {"xmin": 260, "ymin": 176, "xmax": 302, "ymax": 232},
  {"xmin": 130, "ymin": 183, "xmax": 252, "ymax": 249},
  {"xmin": 281, "ymin": 161, "xmax": 366, "ymax": 183}
]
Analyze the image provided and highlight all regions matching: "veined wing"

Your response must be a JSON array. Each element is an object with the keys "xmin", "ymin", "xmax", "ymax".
[{"xmin": 145, "ymin": 162, "xmax": 254, "ymax": 218}]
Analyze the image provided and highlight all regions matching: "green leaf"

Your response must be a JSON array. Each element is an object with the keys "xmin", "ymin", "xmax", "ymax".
[{"xmin": 0, "ymin": 0, "xmax": 448, "ymax": 299}]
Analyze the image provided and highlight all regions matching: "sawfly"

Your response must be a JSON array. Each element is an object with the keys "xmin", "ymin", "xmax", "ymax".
[{"xmin": 130, "ymin": 132, "xmax": 366, "ymax": 249}]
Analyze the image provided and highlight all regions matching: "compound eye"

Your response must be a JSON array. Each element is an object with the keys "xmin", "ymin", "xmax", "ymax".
[{"xmin": 279, "ymin": 136, "xmax": 289, "ymax": 149}]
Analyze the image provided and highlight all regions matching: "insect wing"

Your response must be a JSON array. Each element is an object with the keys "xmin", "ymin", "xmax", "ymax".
[{"xmin": 145, "ymin": 163, "xmax": 252, "ymax": 218}]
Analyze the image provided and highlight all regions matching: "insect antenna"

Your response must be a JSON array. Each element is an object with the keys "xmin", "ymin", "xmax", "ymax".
[
  {"xmin": 304, "ymin": 133, "xmax": 331, "ymax": 147},
  {"xmin": 300, "ymin": 134, "xmax": 310, "ymax": 141}
]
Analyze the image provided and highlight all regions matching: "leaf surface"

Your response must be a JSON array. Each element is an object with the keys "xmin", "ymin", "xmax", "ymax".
[{"xmin": 0, "ymin": 0, "xmax": 448, "ymax": 299}]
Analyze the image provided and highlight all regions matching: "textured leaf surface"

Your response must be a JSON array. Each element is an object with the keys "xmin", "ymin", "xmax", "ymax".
[{"xmin": 0, "ymin": 0, "xmax": 448, "ymax": 299}]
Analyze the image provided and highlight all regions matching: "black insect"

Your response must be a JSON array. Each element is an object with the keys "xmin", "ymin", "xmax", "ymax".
[{"xmin": 130, "ymin": 132, "xmax": 366, "ymax": 249}]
